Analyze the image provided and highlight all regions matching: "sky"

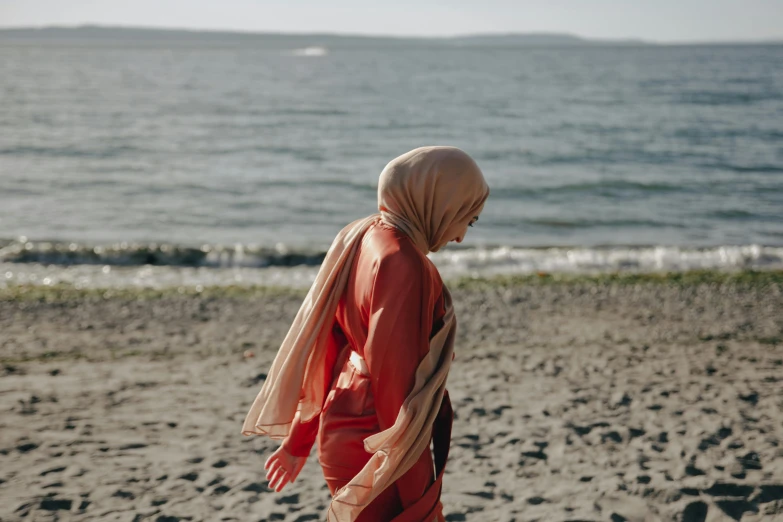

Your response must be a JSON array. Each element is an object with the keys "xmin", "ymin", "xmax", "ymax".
[{"xmin": 1, "ymin": 0, "xmax": 782, "ymax": 43}]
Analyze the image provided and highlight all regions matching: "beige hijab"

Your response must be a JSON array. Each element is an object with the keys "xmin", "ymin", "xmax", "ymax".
[{"xmin": 242, "ymin": 146, "xmax": 489, "ymax": 521}]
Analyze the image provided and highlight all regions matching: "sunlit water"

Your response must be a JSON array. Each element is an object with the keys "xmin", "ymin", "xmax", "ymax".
[{"xmin": 1, "ymin": 33, "xmax": 781, "ymax": 287}]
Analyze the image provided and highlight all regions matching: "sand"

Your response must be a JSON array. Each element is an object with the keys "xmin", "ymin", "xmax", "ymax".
[{"xmin": 1, "ymin": 272, "xmax": 782, "ymax": 521}]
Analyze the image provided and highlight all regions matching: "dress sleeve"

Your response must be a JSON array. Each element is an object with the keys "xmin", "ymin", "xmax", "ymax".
[
  {"xmin": 364, "ymin": 249, "xmax": 443, "ymax": 509},
  {"xmin": 281, "ymin": 321, "xmax": 347, "ymax": 458}
]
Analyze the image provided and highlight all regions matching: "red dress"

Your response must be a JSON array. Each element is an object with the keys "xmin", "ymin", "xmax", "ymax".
[{"xmin": 282, "ymin": 221, "xmax": 449, "ymax": 521}]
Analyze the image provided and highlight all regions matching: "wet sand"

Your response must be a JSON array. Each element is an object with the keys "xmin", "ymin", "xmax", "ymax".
[{"xmin": 1, "ymin": 271, "xmax": 782, "ymax": 521}]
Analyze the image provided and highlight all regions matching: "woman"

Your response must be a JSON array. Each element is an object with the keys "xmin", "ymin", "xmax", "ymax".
[{"xmin": 242, "ymin": 146, "xmax": 489, "ymax": 522}]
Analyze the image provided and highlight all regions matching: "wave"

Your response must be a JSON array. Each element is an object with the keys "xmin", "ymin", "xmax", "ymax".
[
  {"xmin": 521, "ymin": 217, "xmax": 688, "ymax": 229},
  {"xmin": 2, "ymin": 244, "xmax": 781, "ymax": 290},
  {"xmin": 705, "ymin": 209, "xmax": 761, "ymax": 220},
  {"xmin": 676, "ymin": 90, "xmax": 782, "ymax": 106},
  {"xmin": 0, "ymin": 238, "xmax": 783, "ymax": 275},
  {"xmin": 291, "ymin": 46, "xmax": 328, "ymax": 57},
  {"xmin": 489, "ymin": 179, "xmax": 683, "ymax": 200},
  {"xmin": 697, "ymin": 162, "xmax": 783, "ymax": 175},
  {"xmin": 673, "ymin": 127, "xmax": 783, "ymax": 142},
  {"xmin": 0, "ymin": 239, "xmax": 326, "ymax": 268},
  {"xmin": 0, "ymin": 144, "xmax": 145, "ymax": 159},
  {"xmin": 430, "ymin": 244, "xmax": 783, "ymax": 279}
]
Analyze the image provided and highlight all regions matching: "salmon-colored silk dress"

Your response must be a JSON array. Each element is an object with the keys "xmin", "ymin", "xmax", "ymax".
[{"xmin": 281, "ymin": 221, "xmax": 449, "ymax": 522}]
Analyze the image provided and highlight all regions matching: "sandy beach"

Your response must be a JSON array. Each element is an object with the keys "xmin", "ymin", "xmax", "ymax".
[{"xmin": 1, "ymin": 271, "xmax": 782, "ymax": 521}]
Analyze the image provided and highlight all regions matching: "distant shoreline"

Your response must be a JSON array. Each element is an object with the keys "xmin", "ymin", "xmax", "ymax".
[{"xmin": 0, "ymin": 25, "xmax": 780, "ymax": 46}]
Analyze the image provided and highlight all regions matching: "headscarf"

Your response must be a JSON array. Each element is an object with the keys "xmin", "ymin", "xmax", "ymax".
[
  {"xmin": 379, "ymin": 146, "xmax": 490, "ymax": 253},
  {"xmin": 242, "ymin": 146, "xmax": 489, "ymax": 521}
]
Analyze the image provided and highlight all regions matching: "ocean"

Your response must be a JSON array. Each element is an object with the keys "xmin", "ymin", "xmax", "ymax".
[{"xmin": 1, "ymin": 31, "xmax": 782, "ymax": 288}]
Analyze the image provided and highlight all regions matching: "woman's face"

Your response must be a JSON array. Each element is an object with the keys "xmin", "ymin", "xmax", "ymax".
[
  {"xmin": 451, "ymin": 215, "xmax": 480, "ymax": 244},
  {"xmin": 431, "ymin": 211, "xmax": 481, "ymax": 252}
]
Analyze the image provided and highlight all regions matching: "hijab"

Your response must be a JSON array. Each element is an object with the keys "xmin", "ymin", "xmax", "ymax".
[{"xmin": 242, "ymin": 146, "xmax": 489, "ymax": 520}]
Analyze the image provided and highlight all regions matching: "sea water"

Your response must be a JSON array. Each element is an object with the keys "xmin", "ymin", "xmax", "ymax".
[{"xmin": 1, "ymin": 32, "xmax": 781, "ymax": 287}]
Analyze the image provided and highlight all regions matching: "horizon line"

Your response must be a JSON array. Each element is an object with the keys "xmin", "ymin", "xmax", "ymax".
[{"xmin": 1, "ymin": 23, "xmax": 782, "ymax": 46}]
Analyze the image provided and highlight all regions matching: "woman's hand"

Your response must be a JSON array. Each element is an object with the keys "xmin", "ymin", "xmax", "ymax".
[{"xmin": 264, "ymin": 444, "xmax": 307, "ymax": 493}]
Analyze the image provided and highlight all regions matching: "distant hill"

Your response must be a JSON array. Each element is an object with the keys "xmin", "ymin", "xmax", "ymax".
[
  {"xmin": 449, "ymin": 32, "xmax": 646, "ymax": 46},
  {"xmin": 0, "ymin": 25, "xmax": 347, "ymax": 42},
  {"xmin": 0, "ymin": 25, "xmax": 648, "ymax": 47}
]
